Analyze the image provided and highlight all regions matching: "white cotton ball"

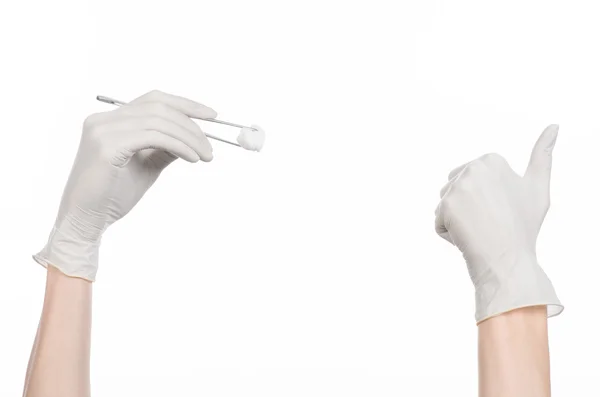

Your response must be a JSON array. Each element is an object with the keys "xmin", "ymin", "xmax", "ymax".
[{"xmin": 237, "ymin": 124, "xmax": 266, "ymax": 152}]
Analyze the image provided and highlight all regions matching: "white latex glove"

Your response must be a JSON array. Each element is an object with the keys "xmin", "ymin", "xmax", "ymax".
[
  {"xmin": 435, "ymin": 124, "xmax": 563, "ymax": 323},
  {"xmin": 34, "ymin": 90, "xmax": 216, "ymax": 281}
]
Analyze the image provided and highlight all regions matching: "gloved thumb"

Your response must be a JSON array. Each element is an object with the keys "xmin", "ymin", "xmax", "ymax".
[{"xmin": 524, "ymin": 124, "xmax": 559, "ymax": 194}]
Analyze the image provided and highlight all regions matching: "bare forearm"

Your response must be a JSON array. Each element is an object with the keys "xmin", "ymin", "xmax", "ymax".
[
  {"xmin": 23, "ymin": 265, "xmax": 92, "ymax": 397},
  {"xmin": 478, "ymin": 306, "xmax": 551, "ymax": 397}
]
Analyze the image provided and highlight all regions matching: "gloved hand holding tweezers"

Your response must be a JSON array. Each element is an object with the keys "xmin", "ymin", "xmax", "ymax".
[{"xmin": 34, "ymin": 90, "xmax": 221, "ymax": 281}]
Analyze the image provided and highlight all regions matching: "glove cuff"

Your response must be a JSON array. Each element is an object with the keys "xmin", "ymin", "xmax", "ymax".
[
  {"xmin": 474, "ymin": 259, "xmax": 563, "ymax": 324},
  {"xmin": 33, "ymin": 224, "xmax": 100, "ymax": 282}
]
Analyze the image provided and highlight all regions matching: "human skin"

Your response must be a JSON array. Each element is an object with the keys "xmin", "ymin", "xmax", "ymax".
[
  {"xmin": 22, "ymin": 265, "xmax": 92, "ymax": 397},
  {"xmin": 478, "ymin": 305, "xmax": 551, "ymax": 397}
]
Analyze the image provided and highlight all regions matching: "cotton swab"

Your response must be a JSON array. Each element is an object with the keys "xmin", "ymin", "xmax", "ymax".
[
  {"xmin": 96, "ymin": 95, "xmax": 265, "ymax": 151},
  {"xmin": 237, "ymin": 125, "xmax": 266, "ymax": 152}
]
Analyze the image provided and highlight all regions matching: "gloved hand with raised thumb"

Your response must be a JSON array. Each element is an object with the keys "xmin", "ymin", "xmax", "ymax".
[
  {"xmin": 34, "ymin": 90, "xmax": 216, "ymax": 281},
  {"xmin": 435, "ymin": 124, "xmax": 563, "ymax": 323}
]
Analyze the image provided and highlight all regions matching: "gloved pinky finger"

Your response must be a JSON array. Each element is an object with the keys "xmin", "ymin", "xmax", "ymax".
[{"xmin": 119, "ymin": 129, "xmax": 201, "ymax": 166}]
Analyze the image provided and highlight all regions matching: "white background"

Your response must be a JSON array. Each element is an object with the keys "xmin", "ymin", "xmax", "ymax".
[{"xmin": 0, "ymin": 0, "xmax": 597, "ymax": 396}]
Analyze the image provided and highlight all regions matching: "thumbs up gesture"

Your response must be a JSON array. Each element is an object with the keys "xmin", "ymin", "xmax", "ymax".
[{"xmin": 435, "ymin": 125, "xmax": 563, "ymax": 324}]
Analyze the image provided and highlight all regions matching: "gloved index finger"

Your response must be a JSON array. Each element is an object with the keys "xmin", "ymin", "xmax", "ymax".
[
  {"xmin": 116, "ymin": 101, "xmax": 206, "ymax": 140},
  {"xmin": 130, "ymin": 90, "xmax": 218, "ymax": 120}
]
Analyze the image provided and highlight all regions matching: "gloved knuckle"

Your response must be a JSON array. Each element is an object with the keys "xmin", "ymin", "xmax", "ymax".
[
  {"xmin": 439, "ymin": 185, "xmax": 448, "ymax": 198},
  {"xmin": 467, "ymin": 159, "xmax": 489, "ymax": 175},
  {"xmin": 480, "ymin": 152, "xmax": 507, "ymax": 167},
  {"xmin": 146, "ymin": 89, "xmax": 165, "ymax": 100},
  {"xmin": 452, "ymin": 178, "xmax": 471, "ymax": 195},
  {"xmin": 440, "ymin": 197, "xmax": 454, "ymax": 212},
  {"xmin": 83, "ymin": 113, "xmax": 102, "ymax": 132},
  {"xmin": 84, "ymin": 124, "xmax": 103, "ymax": 141}
]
